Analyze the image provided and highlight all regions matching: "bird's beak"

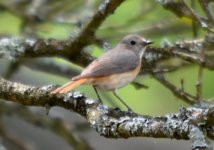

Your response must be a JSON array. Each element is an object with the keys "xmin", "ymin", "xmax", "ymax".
[{"xmin": 145, "ymin": 40, "xmax": 154, "ymax": 45}]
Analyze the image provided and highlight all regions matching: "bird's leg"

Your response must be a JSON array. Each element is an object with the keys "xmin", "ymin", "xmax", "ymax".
[
  {"xmin": 113, "ymin": 90, "xmax": 133, "ymax": 111},
  {"xmin": 93, "ymin": 85, "xmax": 103, "ymax": 104}
]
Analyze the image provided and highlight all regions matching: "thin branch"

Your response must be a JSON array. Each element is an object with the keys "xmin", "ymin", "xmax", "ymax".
[
  {"xmin": 198, "ymin": 0, "xmax": 214, "ymax": 24},
  {"xmin": 190, "ymin": 0, "xmax": 199, "ymax": 37},
  {"xmin": 153, "ymin": 74, "xmax": 196, "ymax": 104},
  {"xmin": 147, "ymin": 40, "xmax": 214, "ymax": 70},
  {"xmin": 181, "ymin": 0, "xmax": 208, "ymax": 30},
  {"xmin": 157, "ymin": 0, "xmax": 213, "ymax": 32},
  {"xmin": 196, "ymin": 46, "xmax": 205, "ymax": 101}
]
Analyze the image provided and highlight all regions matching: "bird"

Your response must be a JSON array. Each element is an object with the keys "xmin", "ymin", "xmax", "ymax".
[{"xmin": 52, "ymin": 34, "xmax": 153, "ymax": 111}]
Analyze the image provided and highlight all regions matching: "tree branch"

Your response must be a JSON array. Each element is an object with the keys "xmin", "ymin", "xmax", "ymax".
[
  {"xmin": 0, "ymin": 77, "xmax": 213, "ymax": 142},
  {"xmin": 0, "ymin": 0, "xmax": 125, "ymax": 66},
  {"xmin": 157, "ymin": 0, "xmax": 213, "ymax": 32},
  {"xmin": 152, "ymin": 73, "xmax": 196, "ymax": 104}
]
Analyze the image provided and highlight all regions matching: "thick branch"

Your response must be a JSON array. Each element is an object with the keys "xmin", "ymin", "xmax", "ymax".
[
  {"xmin": 0, "ymin": 36, "xmax": 93, "ymax": 66},
  {"xmin": 0, "ymin": 78, "xmax": 213, "ymax": 141}
]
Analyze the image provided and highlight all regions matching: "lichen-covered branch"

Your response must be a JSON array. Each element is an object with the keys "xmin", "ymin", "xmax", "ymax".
[
  {"xmin": 0, "ymin": 1, "xmax": 214, "ymax": 149},
  {"xmin": 0, "ymin": 77, "xmax": 213, "ymax": 142},
  {"xmin": 1, "ymin": 36, "xmax": 214, "ymax": 75},
  {"xmin": 0, "ymin": 36, "xmax": 93, "ymax": 66},
  {"xmin": 0, "ymin": 0, "xmax": 125, "ymax": 66}
]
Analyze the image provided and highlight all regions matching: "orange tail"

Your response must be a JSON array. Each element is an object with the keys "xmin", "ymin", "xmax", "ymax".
[{"xmin": 52, "ymin": 78, "xmax": 88, "ymax": 94}]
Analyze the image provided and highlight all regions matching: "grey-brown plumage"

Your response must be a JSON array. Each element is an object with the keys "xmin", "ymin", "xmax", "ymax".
[
  {"xmin": 52, "ymin": 34, "xmax": 153, "ymax": 111},
  {"xmin": 73, "ymin": 34, "xmax": 150, "ymax": 80},
  {"xmin": 73, "ymin": 48, "xmax": 140, "ymax": 80}
]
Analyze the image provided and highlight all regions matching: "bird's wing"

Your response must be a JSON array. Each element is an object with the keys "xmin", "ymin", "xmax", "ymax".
[{"xmin": 73, "ymin": 49, "xmax": 140, "ymax": 80}]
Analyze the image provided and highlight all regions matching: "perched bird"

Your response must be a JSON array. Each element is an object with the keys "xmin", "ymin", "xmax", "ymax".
[{"xmin": 52, "ymin": 34, "xmax": 153, "ymax": 111}]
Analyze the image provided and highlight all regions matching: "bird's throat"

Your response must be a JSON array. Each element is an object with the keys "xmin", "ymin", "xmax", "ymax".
[{"xmin": 139, "ymin": 48, "xmax": 146, "ymax": 58}]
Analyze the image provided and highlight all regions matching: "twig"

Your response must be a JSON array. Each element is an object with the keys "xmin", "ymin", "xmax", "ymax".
[
  {"xmin": 196, "ymin": 46, "xmax": 205, "ymax": 101},
  {"xmin": 153, "ymin": 73, "xmax": 196, "ymax": 104},
  {"xmin": 147, "ymin": 44, "xmax": 214, "ymax": 71},
  {"xmin": 190, "ymin": 0, "xmax": 199, "ymax": 37},
  {"xmin": 198, "ymin": 0, "xmax": 214, "ymax": 24},
  {"xmin": 157, "ymin": 0, "xmax": 213, "ymax": 32},
  {"xmin": 181, "ymin": 0, "xmax": 207, "ymax": 30}
]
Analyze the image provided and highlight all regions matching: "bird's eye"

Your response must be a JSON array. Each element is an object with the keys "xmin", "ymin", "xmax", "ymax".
[{"xmin": 130, "ymin": 40, "xmax": 136, "ymax": 45}]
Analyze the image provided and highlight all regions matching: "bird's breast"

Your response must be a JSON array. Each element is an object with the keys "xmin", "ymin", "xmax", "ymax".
[{"xmin": 92, "ymin": 63, "xmax": 141, "ymax": 91}]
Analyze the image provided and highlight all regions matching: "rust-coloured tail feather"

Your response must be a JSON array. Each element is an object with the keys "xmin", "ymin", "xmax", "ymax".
[{"xmin": 52, "ymin": 78, "xmax": 88, "ymax": 94}]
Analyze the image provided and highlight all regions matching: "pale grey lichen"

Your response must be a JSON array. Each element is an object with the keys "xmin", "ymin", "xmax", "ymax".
[
  {"xmin": 144, "ymin": 52, "xmax": 163, "ymax": 62},
  {"xmin": 0, "ymin": 37, "xmax": 26, "ymax": 60},
  {"xmin": 13, "ymin": 82, "xmax": 30, "ymax": 93},
  {"xmin": 156, "ymin": 0, "xmax": 169, "ymax": 4},
  {"xmin": 26, "ymin": 38, "xmax": 36, "ymax": 47},
  {"xmin": 189, "ymin": 43, "xmax": 202, "ymax": 53},
  {"xmin": 189, "ymin": 127, "xmax": 209, "ymax": 150},
  {"xmin": 41, "ymin": 84, "xmax": 54, "ymax": 91},
  {"xmin": 156, "ymin": 0, "xmax": 177, "ymax": 5},
  {"xmin": 98, "ymin": 0, "xmax": 111, "ymax": 14},
  {"xmin": 165, "ymin": 113, "xmax": 182, "ymax": 137},
  {"xmin": 200, "ymin": 20, "xmax": 208, "ymax": 29},
  {"xmin": 85, "ymin": 98, "xmax": 95, "ymax": 105},
  {"xmin": 102, "ymin": 115, "xmax": 108, "ymax": 121},
  {"xmin": 64, "ymin": 92, "xmax": 74, "ymax": 102},
  {"xmin": 124, "ymin": 120, "xmax": 139, "ymax": 134},
  {"xmin": 97, "ymin": 104, "xmax": 109, "ymax": 113},
  {"xmin": 175, "ymin": 40, "xmax": 203, "ymax": 53},
  {"xmin": 103, "ymin": 41, "xmax": 112, "ymax": 51},
  {"xmin": 72, "ymin": 91, "xmax": 83, "ymax": 98},
  {"xmin": 160, "ymin": 38, "xmax": 173, "ymax": 48}
]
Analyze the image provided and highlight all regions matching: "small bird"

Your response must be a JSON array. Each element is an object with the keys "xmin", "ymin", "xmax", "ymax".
[{"xmin": 52, "ymin": 34, "xmax": 153, "ymax": 111}]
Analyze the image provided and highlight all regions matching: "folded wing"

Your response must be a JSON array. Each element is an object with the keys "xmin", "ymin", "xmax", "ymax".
[{"xmin": 73, "ymin": 49, "xmax": 140, "ymax": 80}]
